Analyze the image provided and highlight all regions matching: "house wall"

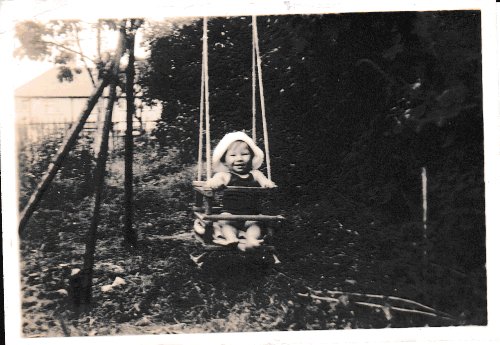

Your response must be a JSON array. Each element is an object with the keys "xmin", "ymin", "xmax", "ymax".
[
  {"xmin": 15, "ymin": 97, "xmax": 101, "ymax": 124},
  {"xmin": 15, "ymin": 97, "xmax": 161, "ymax": 126},
  {"xmin": 15, "ymin": 96, "xmax": 162, "ymax": 149}
]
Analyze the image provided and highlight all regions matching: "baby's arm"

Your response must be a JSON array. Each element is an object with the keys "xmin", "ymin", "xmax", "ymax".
[
  {"xmin": 252, "ymin": 170, "xmax": 277, "ymax": 188},
  {"xmin": 205, "ymin": 172, "xmax": 231, "ymax": 189}
]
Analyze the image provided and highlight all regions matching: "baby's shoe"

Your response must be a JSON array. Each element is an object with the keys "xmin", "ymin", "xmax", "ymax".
[
  {"xmin": 193, "ymin": 219, "xmax": 205, "ymax": 235},
  {"xmin": 237, "ymin": 238, "xmax": 264, "ymax": 251}
]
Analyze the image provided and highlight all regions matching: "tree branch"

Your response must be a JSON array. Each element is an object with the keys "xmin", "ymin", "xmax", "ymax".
[
  {"xmin": 298, "ymin": 293, "xmax": 339, "ymax": 303},
  {"xmin": 45, "ymin": 40, "xmax": 95, "ymax": 62},
  {"xmin": 74, "ymin": 24, "xmax": 96, "ymax": 86},
  {"xmin": 96, "ymin": 19, "xmax": 102, "ymax": 61},
  {"xmin": 312, "ymin": 288, "xmax": 454, "ymax": 318},
  {"xmin": 354, "ymin": 301, "xmax": 453, "ymax": 320},
  {"xmin": 301, "ymin": 292, "xmax": 454, "ymax": 321}
]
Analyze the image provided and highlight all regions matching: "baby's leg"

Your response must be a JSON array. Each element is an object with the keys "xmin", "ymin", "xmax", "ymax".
[
  {"xmin": 212, "ymin": 218, "xmax": 239, "ymax": 245},
  {"xmin": 246, "ymin": 223, "xmax": 261, "ymax": 243},
  {"xmin": 221, "ymin": 223, "xmax": 239, "ymax": 244},
  {"xmin": 238, "ymin": 221, "xmax": 264, "ymax": 251}
]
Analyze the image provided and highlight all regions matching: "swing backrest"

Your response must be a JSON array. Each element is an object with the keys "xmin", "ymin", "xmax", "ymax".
[
  {"xmin": 192, "ymin": 180, "xmax": 273, "ymax": 198},
  {"xmin": 192, "ymin": 180, "xmax": 284, "ymax": 227}
]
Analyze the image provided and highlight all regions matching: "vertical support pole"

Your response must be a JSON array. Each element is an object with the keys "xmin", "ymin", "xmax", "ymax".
[
  {"xmin": 76, "ymin": 26, "xmax": 126, "ymax": 309},
  {"xmin": 124, "ymin": 21, "xmax": 137, "ymax": 247},
  {"xmin": 205, "ymin": 198, "xmax": 213, "ymax": 215},
  {"xmin": 422, "ymin": 167, "xmax": 428, "ymax": 265},
  {"xmin": 195, "ymin": 192, "xmax": 204, "ymax": 209}
]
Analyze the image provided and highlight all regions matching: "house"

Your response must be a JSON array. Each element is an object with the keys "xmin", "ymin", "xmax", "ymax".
[{"xmin": 15, "ymin": 66, "xmax": 162, "ymax": 147}]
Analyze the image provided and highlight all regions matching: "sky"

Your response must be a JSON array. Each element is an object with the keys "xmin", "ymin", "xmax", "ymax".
[
  {"xmin": 13, "ymin": 58, "xmax": 53, "ymax": 88},
  {"xmin": 10, "ymin": 21, "xmax": 129, "ymax": 88},
  {"xmin": 7, "ymin": 16, "xmax": 151, "ymax": 89}
]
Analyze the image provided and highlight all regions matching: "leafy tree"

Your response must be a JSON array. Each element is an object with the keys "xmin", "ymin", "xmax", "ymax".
[
  {"xmin": 15, "ymin": 19, "xmax": 125, "ymax": 85},
  {"xmin": 141, "ymin": 12, "xmax": 484, "ymax": 272}
]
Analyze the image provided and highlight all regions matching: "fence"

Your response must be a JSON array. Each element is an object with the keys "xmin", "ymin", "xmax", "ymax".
[
  {"xmin": 17, "ymin": 119, "xmax": 158, "ymax": 159},
  {"xmin": 17, "ymin": 96, "xmax": 161, "ymax": 161}
]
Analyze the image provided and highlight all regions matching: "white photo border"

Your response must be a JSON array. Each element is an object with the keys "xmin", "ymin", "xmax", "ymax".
[{"xmin": 1, "ymin": 1, "xmax": 498, "ymax": 344}]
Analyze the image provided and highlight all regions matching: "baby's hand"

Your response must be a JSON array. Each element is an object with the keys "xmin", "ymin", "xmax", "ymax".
[
  {"xmin": 205, "ymin": 179, "xmax": 224, "ymax": 189},
  {"xmin": 252, "ymin": 170, "xmax": 277, "ymax": 188},
  {"xmin": 261, "ymin": 180, "xmax": 277, "ymax": 188},
  {"xmin": 205, "ymin": 174, "xmax": 228, "ymax": 190}
]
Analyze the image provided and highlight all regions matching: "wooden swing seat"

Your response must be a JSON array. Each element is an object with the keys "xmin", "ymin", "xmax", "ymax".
[
  {"xmin": 192, "ymin": 181, "xmax": 284, "ymax": 248},
  {"xmin": 194, "ymin": 211, "xmax": 285, "ymax": 222}
]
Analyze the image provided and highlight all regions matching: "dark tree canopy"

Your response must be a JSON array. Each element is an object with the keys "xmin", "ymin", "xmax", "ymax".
[{"xmin": 140, "ymin": 11, "xmax": 484, "ymax": 271}]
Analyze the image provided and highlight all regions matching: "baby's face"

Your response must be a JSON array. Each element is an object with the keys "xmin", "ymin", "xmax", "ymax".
[{"xmin": 224, "ymin": 141, "xmax": 253, "ymax": 174}]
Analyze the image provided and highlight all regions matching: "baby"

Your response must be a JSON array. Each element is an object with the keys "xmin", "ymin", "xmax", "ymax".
[{"xmin": 205, "ymin": 132, "xmax": 276, "ymax": 251}]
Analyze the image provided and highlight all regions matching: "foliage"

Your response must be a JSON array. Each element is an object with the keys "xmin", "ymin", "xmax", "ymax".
[
  {"xmin": 141, "ymin": 12, "xmax": 484, "ymax": 273},
  {"xmin": 18, "ymin": 134, "xmax": 96, "ymax": 210},
  {"xmin": 14, "ymin": 19, "xmax": 124, "ymax": 83},
  {"xmin": 16, "ymin": 11, "xmax": 486, "ymax": 336},
  {"xmin": 19, "ymin": 139, "xmax": 483, "ymax": 337}
]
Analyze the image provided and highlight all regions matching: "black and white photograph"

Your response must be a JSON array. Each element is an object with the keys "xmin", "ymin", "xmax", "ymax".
[{"xmin": 1, "ymin": 0, "xmax": 499, "ymax": 344}]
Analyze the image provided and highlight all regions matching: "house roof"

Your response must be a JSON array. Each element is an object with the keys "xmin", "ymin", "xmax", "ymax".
[{"xmin": 15, "ymin": 66, "xmax": 99, "ymax": 98}]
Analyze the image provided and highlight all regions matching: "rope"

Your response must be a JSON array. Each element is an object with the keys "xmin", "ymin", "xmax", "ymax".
[
  {"xmin": 252, "ymin": 15, "xmax": 271, "ymax": 180},
  {"xmin": 203, "ymin": 17, "xmax": 212, "ymax": 179},
  {"xmin": 252, "ymin": 32, "xmax": 257, "ymax": 142},
  {"xmin": 197, "ymin": 27, "xmax": 205, "ymax": 181},
  {"xmin": 197, "ymin": 16, "xmax": 271, "ymax": 181}
]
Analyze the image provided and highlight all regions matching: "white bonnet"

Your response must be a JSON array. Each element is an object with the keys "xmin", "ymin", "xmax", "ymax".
[{"xmin": 212, "ymin": 131, "xmax": 264, "ymax": 173}]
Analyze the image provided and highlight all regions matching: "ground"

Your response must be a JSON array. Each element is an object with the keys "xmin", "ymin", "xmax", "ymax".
[{"xmin": 17, "ymin": 136, "xmax": 486, "ymax": 337}]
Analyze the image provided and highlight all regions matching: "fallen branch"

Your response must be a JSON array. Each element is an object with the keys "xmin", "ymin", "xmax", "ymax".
[
  {"xmin": 315, "ymin": 289, "xmax": 452, "ymax": 318},
  {"xmin": 354, "ymin": 301, "xmax": 453, "ymax": 321},
  {"xmin": 298, "ymin": 292, "xmax": 339, "ymax": 303},
  {"xmin": 301, "ymin": 292, "xmax": 454, "ymax": 321},
  {"xmin": 271, "ymin": 268, "xmax": 305, "ymax": 285}
]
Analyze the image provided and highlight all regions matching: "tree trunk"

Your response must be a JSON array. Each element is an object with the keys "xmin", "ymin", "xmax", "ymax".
[
  {"xmin": 124, "ymin": 23, "xmax": 137, "ymax": 247},
  {"xmin": 75, "ymin": 25, "xmax": 126, "ymax": 309}
]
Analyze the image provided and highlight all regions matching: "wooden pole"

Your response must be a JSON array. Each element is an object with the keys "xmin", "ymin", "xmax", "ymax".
[
  {"xmin": 124, "ymin": 21, "xmax": 137, "ymax": 247},
  {"xmin": 18, "ymin": 77, "xmax": 110, "ymax": 235},
  {"xmin": 422, "ymin": 167, "xmax": 428, "ymax": 265},
  {"xmin": 76, "ymin": 26, "xmax": 126, "ymax": 309}
]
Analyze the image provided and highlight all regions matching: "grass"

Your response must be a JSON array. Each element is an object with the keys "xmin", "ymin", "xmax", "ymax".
[{"xmin": 18, "ymin": 135, "xmax": 486, "ymax": 337}]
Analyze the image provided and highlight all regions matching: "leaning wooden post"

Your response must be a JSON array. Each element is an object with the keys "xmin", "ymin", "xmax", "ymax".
[
  {"xmin": 124, "ymin": 20, "xmax": 137, "ymax": 247},
  {"xmin": 76, "ymin": 26, "xmax": 126, "ymax": 309},
  {"xmin": 18, "ymin": 77, "xmax": 110, "ymax": 235}
]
